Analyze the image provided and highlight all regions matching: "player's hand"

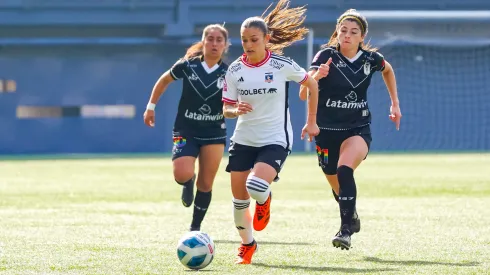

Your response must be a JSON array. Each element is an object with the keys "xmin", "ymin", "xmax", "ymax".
[
  {"xmin": 301, "ymin": 122, "xmax": 320, "ymax": 142},
  {"xmin": 389, "ymin": 105, "xmax": 402, "ymax": 130},
  {"xmin": 144, "ymin": 109, "xmax": 155, "ymax": 127},
  {"xmin": 314, "ymin": 57, "xmax": 332, "ymax": 80},
  {"xmin": 235, "ymin": 101, "xmax": 253, "ymax": 116}
]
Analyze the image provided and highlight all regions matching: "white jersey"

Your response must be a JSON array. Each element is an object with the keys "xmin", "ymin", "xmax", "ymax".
[{"xmin": 222, "ymin": 51, "xmax": 309, "ymax": 149}]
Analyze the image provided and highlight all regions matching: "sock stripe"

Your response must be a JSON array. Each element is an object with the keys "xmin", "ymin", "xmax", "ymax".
[
  {"xmin": 248, "ymin": 176, "xmax": 270, "ymax": 188},
  {"xmin": 233, "ymin": 198, "xmax": 250, "ymax": 210},
  {"xmin": 248, "ymin": 179, "xmax": 269, "ymax": 190},
  {"xmin": 246, "ymin": 181, "xmax": 268, "ymax": 192}
]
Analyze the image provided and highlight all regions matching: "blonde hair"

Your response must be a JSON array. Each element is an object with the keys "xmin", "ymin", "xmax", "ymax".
[
  {"xmin": 322, "ymin": 9, "xmax": 377, "ymax": 51},
  {"xmin": 183, "ymin": 24, "xmax": 229, "ymax": 59},
  {"xmin": 241, "ymin": 0, "xmax": 309, "ymax": 55}
]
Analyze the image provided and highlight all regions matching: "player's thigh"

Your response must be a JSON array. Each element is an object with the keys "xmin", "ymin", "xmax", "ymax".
[
  {"xmin": 254, "ymin": 144, "xmax": 290, "ymax": 183},
  {"xmin": 338, "ymin": 136, "xmax": 369, "ymax": 170},
  {"xmin": 172, "ymin": 135, "xmax": 199, "ymax": 182},
  {"xmin": 196, "ymin": 142, "xmax": 225, "ymax": 192},
  {"xmin": 315, "ymin": 130, "xmax": 341, "ymax": 175}
]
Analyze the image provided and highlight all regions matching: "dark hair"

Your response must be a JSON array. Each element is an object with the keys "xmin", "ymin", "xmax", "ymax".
[
  {"xmin": 183, "ymin": 24, "xmax": 229, "ymax": 59},
  {"xmin": 241, "ymin": 0, "xmax": 308, "ymax": 55},
  {"xmin": 322, "ymin": 9, "xmax": 377, "ymax": 51}
]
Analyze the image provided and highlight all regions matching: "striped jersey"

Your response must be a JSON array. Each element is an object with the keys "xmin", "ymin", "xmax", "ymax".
[{"xmin": 223, "ymin": 51, "xmax": 309, "ymax": 150}]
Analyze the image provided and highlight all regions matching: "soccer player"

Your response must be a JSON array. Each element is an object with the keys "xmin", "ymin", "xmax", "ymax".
[
  {"xmin": 143, "ymin": 24, "xmax": 229, "ymax": 232},
  {"xmin": 300, "ymin": 9, "xmax": 402, "ymax": 250},
  {"xmin": 222, "ymin": 0, "xmax": 320, "ymax": 264}
]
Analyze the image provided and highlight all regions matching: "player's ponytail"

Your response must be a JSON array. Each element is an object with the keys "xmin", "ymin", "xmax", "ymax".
[
  {"xmin": 322, "ymin": 9, "xmax": 377, "ymax": 52},
  {"xmin": 183, "ymin": 24, "xmax": 229, "ymax": 59},
  {"xmin": 242, "ymin": 0, "xmax": 308, "ymax": 55}
]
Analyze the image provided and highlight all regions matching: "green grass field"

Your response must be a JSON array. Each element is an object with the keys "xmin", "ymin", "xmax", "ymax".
[{"xmin": 1, "ymin": 153, "xmax": 489, "ymax": 274}]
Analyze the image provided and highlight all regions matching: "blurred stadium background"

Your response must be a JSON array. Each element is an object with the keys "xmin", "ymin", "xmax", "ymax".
[
  {"xmin": 1, "ymin": 2, "xmax": 489, "ymax": 274},
  {"xmin": 1, "ymin": 0, "xmax": 489, "ymax": 155}
]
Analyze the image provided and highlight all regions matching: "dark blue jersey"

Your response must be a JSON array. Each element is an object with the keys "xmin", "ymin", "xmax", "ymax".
[
  {"xmin": 310, "ymin": 46, "xmax": 385, "ymax": 130},
  {"xmin": 170, "ymin": 56, "xmax": 229, "ymax": 138}
]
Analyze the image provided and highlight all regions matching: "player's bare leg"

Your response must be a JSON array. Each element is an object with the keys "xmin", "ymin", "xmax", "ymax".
[{"xmin": 173, "ymin": 156, "xmax": 197, "ymax": 208}]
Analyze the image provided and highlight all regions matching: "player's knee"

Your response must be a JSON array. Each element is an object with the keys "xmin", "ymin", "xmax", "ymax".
[
  {"xmin": 173, "ymin": 157, "xmax": 195, "ymax": 183},
  {"xmin": 245, "ymin": 174, "xmax": 270, "ymax": 200},
  {"xmin": 173, "ymin": 166, "xmax": 194, "ymax": 184}
]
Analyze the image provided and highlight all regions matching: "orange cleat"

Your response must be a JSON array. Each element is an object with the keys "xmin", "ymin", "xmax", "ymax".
[
  {"xmin": 235, "ymin": 241, "xmax": 258, "ymax": 264},
  {"xmin": 253, "ymin": 193, "xmax": 271, "ymax": 231}
]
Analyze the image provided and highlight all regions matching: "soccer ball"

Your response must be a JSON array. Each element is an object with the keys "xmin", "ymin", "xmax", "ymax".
[{"xmin": 176, "ymin": 231, "xmax": 215, "ymax": 270}]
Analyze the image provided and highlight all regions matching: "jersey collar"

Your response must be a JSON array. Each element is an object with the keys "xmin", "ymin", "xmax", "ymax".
[
  {"xmin": 199, "ymin": 55, "xmax": 222, "ymax": 65},
  {"xmin": 241, "ymin": 50, "xmax": 271, "ymax": 68}
]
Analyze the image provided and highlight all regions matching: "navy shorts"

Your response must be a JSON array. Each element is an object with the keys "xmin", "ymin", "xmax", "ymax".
[
  {"xmin": 172, "ymin": 133, "xmax": 226, "ymax": 160},
  {"xmin": 314, "ymin": 125, "xmax": 372, "ymax": 175},
  {"xmin": 225, "ymin": 141, "xmax": 290, "ymax": 178}
]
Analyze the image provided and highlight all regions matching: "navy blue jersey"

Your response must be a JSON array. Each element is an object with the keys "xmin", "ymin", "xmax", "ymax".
[
  {"xmin": 310, "ymin": 46, "xmax": 385, "ymax": 130},
  {"xmin": 170, "ymin": 56, "xmax": 229, "ymax": 138}
]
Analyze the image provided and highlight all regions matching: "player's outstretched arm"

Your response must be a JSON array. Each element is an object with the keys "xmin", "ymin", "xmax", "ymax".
[
  {"xmin": 144, "ymin": 70, "xmax": 175, "ymax": 127},
  {"xmin": 381, "ymin": 61, "xmax": 402, "ymax": 130}
]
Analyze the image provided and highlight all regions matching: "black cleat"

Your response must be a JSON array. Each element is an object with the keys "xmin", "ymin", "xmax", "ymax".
[
  {"xmin": 332, "ymin": 225, "xmax": 352, "ymax": 250},
  {"xmin": 351, "ymin": 209, "xmax": 361, "ymax": 234},
  {"xmin": 181, "ymin": 175, "xmax": 195, "ymax": 208}
]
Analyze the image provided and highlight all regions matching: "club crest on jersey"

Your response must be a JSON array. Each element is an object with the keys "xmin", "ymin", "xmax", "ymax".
[
  {"xmin": 217, "ymin": 76, "xmax": 225, "ymax": 89},
  {"xmin": 265, "ymin": 72, "xmax": 273, "ymax": 83},
  {"xmin": 363, "ymin": 62, "xmax": 371, "ymax": 75}
]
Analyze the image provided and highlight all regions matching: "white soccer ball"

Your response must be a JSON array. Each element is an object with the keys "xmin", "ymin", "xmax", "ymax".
[{"xmin": 176, "ymin": 231, "xmax": 215, "ymax": 270}]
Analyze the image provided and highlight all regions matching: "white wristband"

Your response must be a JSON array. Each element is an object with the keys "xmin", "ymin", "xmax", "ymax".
[{"xmin": 146, "ymin": 103, "xmax": 156, "ymax": 111}]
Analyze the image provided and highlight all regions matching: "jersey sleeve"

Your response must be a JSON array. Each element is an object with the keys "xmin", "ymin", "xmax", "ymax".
[
  {"xmin": 283, "ymin": 59, "xmax": 309, "ymax": 85},
  {"xmin": 169, "ymin": 59, "xmax": 187, "ymax": 80},
  {"xmin": 372, "ymin": 51, "xmax": 386, "ymax": 72},
  {"xmin": 309, "ymin": 49, "xmax": 331, "ymax": 71},
  {"xmin": 222, "ymin": 70, "xmax": 238, "ymax": 104}
]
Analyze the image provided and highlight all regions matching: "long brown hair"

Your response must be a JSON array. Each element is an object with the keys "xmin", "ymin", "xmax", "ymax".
[
  {"xmin": 241, "ymin": 0, "xmax": 309, "ymax": 55},
  {"xmin": 322, "ymin": 9, "xmax": 377, "ymax": 52},
  {"xmin": 183, "ymin": 24, "xmax": 229, "ymax": 59}
]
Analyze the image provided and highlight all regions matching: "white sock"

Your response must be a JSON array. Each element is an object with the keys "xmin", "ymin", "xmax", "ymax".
[
  {"xmin": 232, "ymin": 198, "xmax": 254, "ymax": 244},
  {"xmin": 246, "ymin": 175, "xmax": 271, "ymax": 204}
]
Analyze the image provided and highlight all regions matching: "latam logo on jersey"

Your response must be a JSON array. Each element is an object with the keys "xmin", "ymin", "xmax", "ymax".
[
  {"xmin": 325, "ymin": 91, "xmax": 368, "ymax": 109},
  {"xmin": 185, "ymin": 104, "xmax": 224, "ymax": 121},
  {"xmin": 238, "ymin": 88, "xmax": 278, "ymax": 96}
]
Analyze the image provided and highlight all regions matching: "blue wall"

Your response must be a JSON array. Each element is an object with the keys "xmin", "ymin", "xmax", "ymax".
[{"xmin": 2, "ymin": 42, "xmax": 489, "ymax": 154}]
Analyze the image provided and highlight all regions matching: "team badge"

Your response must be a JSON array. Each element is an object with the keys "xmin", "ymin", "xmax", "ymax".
[
  {"xmin": 363, "ymin": 62, "xmax": 371, "ymax": 75},
  {"xmin": 217, "ymin": 76, "xmax": 225, "ymax": 89},
  {"xmin": 265, "ymin": 72, "xmax": 273, "ymax": 83}
]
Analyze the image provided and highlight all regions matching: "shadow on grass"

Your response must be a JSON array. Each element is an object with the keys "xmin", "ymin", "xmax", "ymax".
[
  {"xmin": 364, "ymin": 257, "xmax": 479, "ymax": 267},
  {"xmin": 214, "ymin": 240, "xmax": 312, "ymax": 246},
  {"xmin": 253, "ymin": 263, "xmax": 397, "ymax": 273}
]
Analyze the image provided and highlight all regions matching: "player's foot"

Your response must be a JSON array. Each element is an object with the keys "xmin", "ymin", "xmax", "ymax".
[
  {"xmin": 253, "ymin": 193, "xmax": 271, "ymax": 231},
  {"xmin": 332, "ymin": 224, "xmax": 352, "ymax": 250},
  {"xmin": 181, "ymin": 175, "xmax": 195, "ymax": 207},
  {"xmin": 351, "ymin": 209, "xmax": 361, "ymax": 234},
  {"xmin": 235, "ymin": 240, "xmax": 258, "ymax": 264}
]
